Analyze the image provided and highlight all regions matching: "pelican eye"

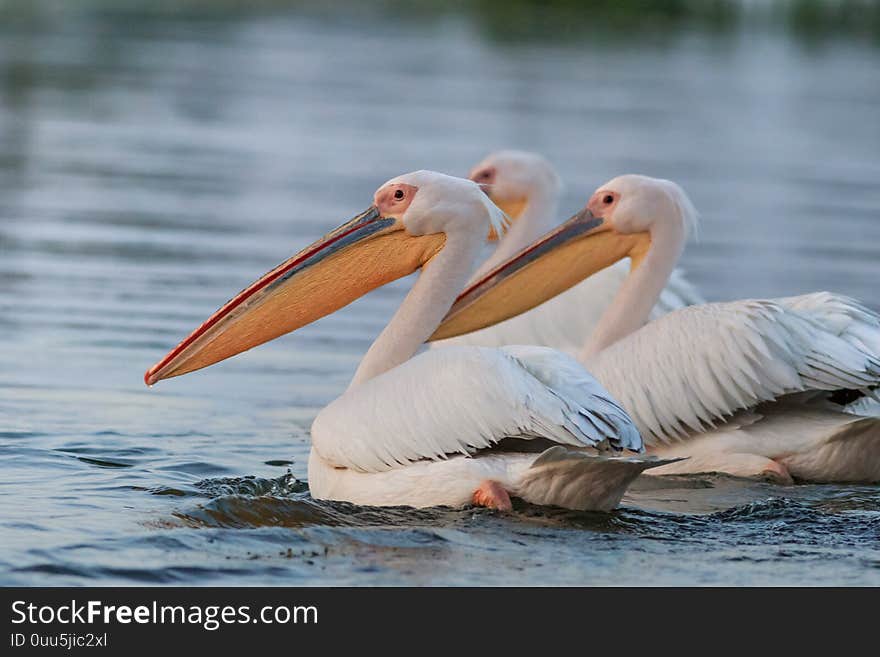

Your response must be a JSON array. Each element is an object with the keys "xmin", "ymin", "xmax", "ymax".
[
  {"xmin": 602, "ymin": 194, "xmax": 614, "ymax": 204},
  {"xmin": 394, "ymin": 189, "xmax": 405, "ymax": 200}
]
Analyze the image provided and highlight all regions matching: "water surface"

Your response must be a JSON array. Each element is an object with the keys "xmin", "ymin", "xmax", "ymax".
[{"xmin": 1, "ymin": 2, "xmax": 879, "ymax": 586}]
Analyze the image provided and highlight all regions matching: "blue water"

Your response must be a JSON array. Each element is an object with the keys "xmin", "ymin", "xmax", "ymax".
[{"xmin": 1, "ymin": 2, "xmax": 879, "ymax": 585}]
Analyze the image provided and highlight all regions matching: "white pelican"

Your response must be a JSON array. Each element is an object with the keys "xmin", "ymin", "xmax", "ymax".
[
  {"xmin": 431, "ymin": 174, "xmax": 880, "ymax": 483},
  {"xmin": 145, "ymin": 171, "xmax": 671, "ymax": 511},
  {"xmin": 433, "ymin": 150, "xmax": 703, "ymax": 355}
]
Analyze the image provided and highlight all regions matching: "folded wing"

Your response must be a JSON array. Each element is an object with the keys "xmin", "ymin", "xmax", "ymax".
[
  {"xmin": 590, "ymin": 294, "xmax": 880, "ymax": 444},
  {"xmin": 311, "ymin": 345, "xmax": 642, "ymax": 473}
]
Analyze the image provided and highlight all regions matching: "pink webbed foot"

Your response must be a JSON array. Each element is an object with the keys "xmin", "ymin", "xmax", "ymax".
[
  {"xmin": 760, "ymin": 459, "xmax": 793, "ymax": 485},
  {"xmin": 472, "ymin": 480, "xmax": 513, "ymax": 511}
]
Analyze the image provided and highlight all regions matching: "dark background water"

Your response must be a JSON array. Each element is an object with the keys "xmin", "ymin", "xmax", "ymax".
[{"xmin": 1, "ymin": 0, "xmax": 879, "ymax": 585}]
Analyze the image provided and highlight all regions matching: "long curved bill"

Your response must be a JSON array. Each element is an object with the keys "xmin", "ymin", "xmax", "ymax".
[
  {"xmin": 429, "ymin": 208, "xmax": 648, "ymax": 341},
  {"xmin": 145, "ymin": 207, "xmax": 444, "ymax": 385}
]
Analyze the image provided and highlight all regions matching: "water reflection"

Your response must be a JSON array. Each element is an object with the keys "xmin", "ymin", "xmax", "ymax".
[{"xmin": 1, "ymin": 0, "xmax": 878, "ymax": 586}]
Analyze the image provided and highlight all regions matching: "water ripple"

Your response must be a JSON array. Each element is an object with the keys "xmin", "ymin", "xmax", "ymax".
[{"xmin": 3, "ymin": 2, "xmax": 880, "ymax": 586}]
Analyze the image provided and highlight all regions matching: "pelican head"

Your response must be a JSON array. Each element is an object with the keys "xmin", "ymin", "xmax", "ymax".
[
  {"xmin": 145, "ymin": 170, "xmax": 504, "ymax": 385},
  {"xmin": 383, "ymin": 170, "xmax": 508, "ymax": 240},
  {"xmin": 431, "ymin": 174, "xmax": 697, "ymax": 341},
  {"xmin": 586, "ymin": 174, "xmax": 698, "ymax": 239},
  {"xmin": 468, "ymin": 150, "xmax": 562, "ymax": 233}
]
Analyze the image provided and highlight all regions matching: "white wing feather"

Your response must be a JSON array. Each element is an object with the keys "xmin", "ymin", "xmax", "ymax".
[
  {"xmin": 590, "ymin": 294, "xmax": 880, "ymax": 444},
  {"xmin": 432, "ymin": 261, "xmax": 703, "ymax": 356},
  {"xmin": 311, "ymin": 345, "xmax": 642, "ymax": 473}
]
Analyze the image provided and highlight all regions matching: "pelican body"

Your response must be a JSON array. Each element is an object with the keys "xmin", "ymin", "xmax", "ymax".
[
  {"xmin": 430, "ymin": 174, "xmax": 880, "ymax": 483},
  {"xmin": 146, "ymin": 171, "xmax": 669, "ymax": 511}
]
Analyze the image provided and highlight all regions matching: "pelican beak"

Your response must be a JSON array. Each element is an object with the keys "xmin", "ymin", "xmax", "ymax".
[
  {"xmin": 429, "ymin": 208, "xmax": 650, "ymax": 341},
  {"xmin": 145, "ymin": 206, "xmax": 445, "ymax": 385}
]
